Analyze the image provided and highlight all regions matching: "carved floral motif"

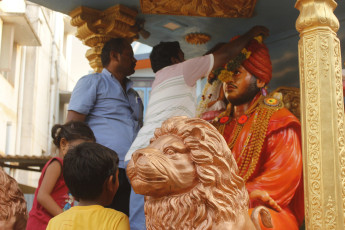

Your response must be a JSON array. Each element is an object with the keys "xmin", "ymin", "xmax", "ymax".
[
  {"xmin": 140, "ymin": 0, "xmax": 257, "ymax": 18},
  {"xmin": 185, "ymin": 33, "xmax": 211, "ymax": 45},
  {"xmin": 333, "ymin": 38, "xmax": 345, "ymax": 226},
  {"xmin": 304, "ymin": 34, "xmax": 323, "ymax": 229},
  {"xmin": 319, "ymin": 35, "xmax": 330, "ymax": 79},
  {"xmin": 325, "ymin": 196, "xmax": 336, "ymax": 229}
]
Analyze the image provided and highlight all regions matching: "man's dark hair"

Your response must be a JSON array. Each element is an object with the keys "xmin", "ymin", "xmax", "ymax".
[
  {"xmin": 150, "ymin": 41, "xmax": 181, "ymax": 73},
  {"xmin": 101, "ymin": 38, "xmax": 128, "ymax": 67},
  {"xmin": 63, "ymin": 142, "xmax": 119, "ymax": 201}
]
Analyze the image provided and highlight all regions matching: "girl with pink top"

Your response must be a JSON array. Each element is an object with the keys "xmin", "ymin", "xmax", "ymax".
[{"xmin": 26, "ymin": 121, "xmax": 96, "ymax": 230}]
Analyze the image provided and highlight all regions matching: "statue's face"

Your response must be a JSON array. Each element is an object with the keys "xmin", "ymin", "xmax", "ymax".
[
  {"xmin": 127, "ymin": 135, "xmax": 197, "ymax": 197},
  {"xmin": 223, "ymin": 65, "xmax": 259, "ymax": 105}
]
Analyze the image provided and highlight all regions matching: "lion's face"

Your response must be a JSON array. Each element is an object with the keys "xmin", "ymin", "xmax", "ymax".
[{"xmin": 127, "ymin": 135, "xmax": 197, "ymax": 197}]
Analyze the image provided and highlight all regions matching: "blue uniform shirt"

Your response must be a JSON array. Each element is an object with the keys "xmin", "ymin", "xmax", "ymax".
[{"xmin": 68, "ymin": 68, "xmax": 143, "ymax": 168}]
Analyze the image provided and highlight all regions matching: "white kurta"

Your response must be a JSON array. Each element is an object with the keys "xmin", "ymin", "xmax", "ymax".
[{"xmin": 125, "ymin": 75, "xmax": 196, "ymax": 161}]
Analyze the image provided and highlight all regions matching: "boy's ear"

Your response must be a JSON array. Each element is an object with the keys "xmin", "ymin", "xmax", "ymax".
[
  {"xmin": 105, "ymin": 177, "xmax": 113, "ymax": 194},
  {"xmin": 106, "ymin": 176, "xmax": 114, "ymax": 190},
  {"xmin": 107, "ymin": 173, "xmax": 119, "ymax": 194},
  {"xmin": 114, "ymin": 169, "xmax": 119, "ymax": 191}
]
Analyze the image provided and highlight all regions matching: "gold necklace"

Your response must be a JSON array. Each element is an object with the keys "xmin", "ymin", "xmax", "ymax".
[
  {"xmin": 213, "ymin": 96, "xmax": 283, "ymax": 182},
  {"xmin": 220, "ymin": 96, "xmax": 262, "ymax": 150}
]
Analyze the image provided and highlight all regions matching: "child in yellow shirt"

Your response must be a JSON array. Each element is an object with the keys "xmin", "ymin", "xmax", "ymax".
[{"xmin": 46, "ymin": 142, "xmax": 129, "ymax": 230}]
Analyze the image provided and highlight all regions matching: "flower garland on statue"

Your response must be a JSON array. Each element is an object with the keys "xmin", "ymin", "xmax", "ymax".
[
  {"xmin": 196, "ymin": 82, "xmax": 212, "ymax": 117},
  {"xmin": 213, "ymin": 36, "xmax": 263, "ymax": 83}
]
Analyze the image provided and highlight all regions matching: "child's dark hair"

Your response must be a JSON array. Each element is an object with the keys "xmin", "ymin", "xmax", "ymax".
[
  {"xmin": 51, "ymin": 121, "xmax": 96, "ymax": 148},
  {"xmin": 63, "ymin": 142, "xmax": 119, "ymax": 201}
]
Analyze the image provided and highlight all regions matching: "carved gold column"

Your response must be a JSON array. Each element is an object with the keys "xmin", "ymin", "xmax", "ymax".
[
  {"xmin": 295, "ymin": 0, "xmax": 345, "ymax": 229},
  {"xmin": 69, "ymin": 5, "xmax": 139, "ymax": 72}
]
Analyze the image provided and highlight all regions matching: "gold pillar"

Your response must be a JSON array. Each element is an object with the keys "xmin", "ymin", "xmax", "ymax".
[
  {"xmin": 295, "ymin": 0, "xmax": 345, "ymax": 229},
  {"xmin": 69, "ymin": 5, "xmax": 139, "ymax": 72}
]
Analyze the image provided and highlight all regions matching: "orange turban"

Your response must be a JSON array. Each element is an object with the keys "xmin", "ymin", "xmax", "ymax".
[
  {"xmin": 242, "ymin": 39, "xmax": 272, "ymax": 84},
  {"xmin": 216, "ymin": 36, "xmax": 272, "ymax": 84}
]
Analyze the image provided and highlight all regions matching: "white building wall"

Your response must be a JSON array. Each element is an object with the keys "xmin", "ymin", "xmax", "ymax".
[
  {"xmin": 0, "ymin": 7, "xmax": 19, "ymax": 156},
  {"xmin": 0, "ymin": 0, "xmax": 90, "ymax": 187},
  {"xmin": 68, "ymin": 37, "xmax": 92, "ymax": 91}
]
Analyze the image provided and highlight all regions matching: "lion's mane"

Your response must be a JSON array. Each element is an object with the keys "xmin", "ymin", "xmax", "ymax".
[
  {"xmin": 0, "ymin": 167, "xmax": 27, "ymax": 225},
  {"xmin": 145, "ymin": 116, "xmax": 249, "ymax": 230}
]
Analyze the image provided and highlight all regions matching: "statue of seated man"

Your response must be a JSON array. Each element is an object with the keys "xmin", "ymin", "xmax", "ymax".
[{"xmin": 211, "ymin": 35, "xmax": 304, "ymax": 229}]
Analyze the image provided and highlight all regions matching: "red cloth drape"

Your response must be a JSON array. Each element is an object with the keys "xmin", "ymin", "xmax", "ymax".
[{"xmin": 223, "ymin": 107, "xmax": 304, "ymax": 229}]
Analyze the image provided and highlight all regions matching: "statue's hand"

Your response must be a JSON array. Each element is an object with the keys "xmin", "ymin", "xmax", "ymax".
[{"xmin": 249, "ymin": 190, "xmax": 282, "ymax": 212}]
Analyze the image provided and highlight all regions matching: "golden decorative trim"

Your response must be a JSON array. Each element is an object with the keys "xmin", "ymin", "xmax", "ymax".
[
  {"xmin": 69, "ymin": 5, "xmax": 139, "ymax": 72},
  {"xmin": 298, "ymin": 38, "xmax": 309, "ymax": 227},
  {"xmin": 301, "ymin": 34, "xmax": 323, "ymax": 229},
  {"xmin": 334, "ymin": 38, "xmax": 345, "ymax": 227},
  {"xmin": 140, "ymin": 0, "xmax": 257, "ymax": 18},
  {"xmin": 185, "ymin": 33, "xmax": 210, "ymax": 45}
]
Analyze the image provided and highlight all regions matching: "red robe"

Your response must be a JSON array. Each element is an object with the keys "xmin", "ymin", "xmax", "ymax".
[{"xmin": 222, "ymin": 105, "xmax": 304, "ymax": 229}]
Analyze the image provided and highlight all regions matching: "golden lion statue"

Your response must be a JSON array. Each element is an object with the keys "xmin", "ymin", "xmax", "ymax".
[{"xmin": 127, "ymin": 116, "xmax": 272, "ymax": 230}]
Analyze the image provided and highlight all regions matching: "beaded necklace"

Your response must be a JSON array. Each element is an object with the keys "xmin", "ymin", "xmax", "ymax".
[{"xmin": 213, "ymin": 96, "xmax": 283, "ymax": 182}]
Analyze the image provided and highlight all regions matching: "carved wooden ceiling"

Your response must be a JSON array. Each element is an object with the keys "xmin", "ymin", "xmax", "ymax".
[{"xmin": 185, "ymin": 33, "xmax": 211, "ymax": 45}]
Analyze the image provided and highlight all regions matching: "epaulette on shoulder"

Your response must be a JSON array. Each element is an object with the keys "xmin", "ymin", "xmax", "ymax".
[{"xmin": 259, "ymin": 96, "xmax": 284, "ymax": 111}]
